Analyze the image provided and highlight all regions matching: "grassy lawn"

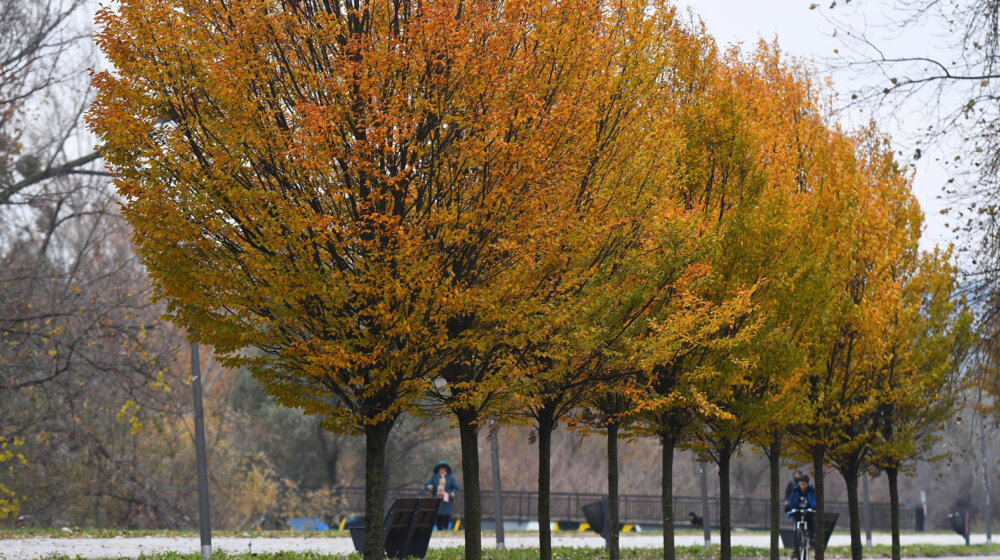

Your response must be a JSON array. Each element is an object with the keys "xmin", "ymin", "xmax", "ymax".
[
  {"xmin": 3, "ymin": 546, "xmax": 999, "ymax": 559},
  {"xmin": 2, "ymin": 529, "xmax": 999, "ymax": 558}
]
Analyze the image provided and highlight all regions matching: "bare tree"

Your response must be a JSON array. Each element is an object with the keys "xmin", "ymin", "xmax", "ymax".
[
  {"xmin": 824, "ymin": 1, "xmax": 1000, "ymax": 332},
  {"xmin": 0, "ymin": 0, "xmax": 199, "ymax": 524}
]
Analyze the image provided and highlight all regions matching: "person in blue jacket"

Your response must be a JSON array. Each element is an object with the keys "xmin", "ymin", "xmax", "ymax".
[
  {"xmin": 786, "ymin": 474, "xmax": 816, "ymax": 558},
  {"xmin": 786, "ymin": 474, "xmax": 816, "ymax": 514},
  {"xmin": 425, "ymin": 461, "xmax": 459, "ymax": 530}
]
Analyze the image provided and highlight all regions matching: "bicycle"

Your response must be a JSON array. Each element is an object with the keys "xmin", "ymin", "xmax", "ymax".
[{"xmin": 789, "ymin": 507, "xmax": 815, "ymax": 560}]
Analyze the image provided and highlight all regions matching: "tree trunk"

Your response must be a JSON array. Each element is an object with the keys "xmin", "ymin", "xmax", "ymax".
[
  {"xmin": 718, "ymin": 442, "xmax": 732, "ymax": 560},
  {"xmin": 661, "ymin": 431, "xmax": 676, "ymax": 560},
  {"xmin": 812, "ymin": 444, "xmax": 826, "ymax": 560},
  {"xmin": 766, "ymin": 437, "xmax": 781, "ymax": 560},
  {"xmin": 843, "ymin": 457, "xmax": 862, "ymax": 560},
  {"xmin": 607, "ymin": 421, "xmax": 620, "ymax": 560},
  {"xmin": 537, "ymin": 410, "xmax": 555, "ymax": 560},
  {"xmin": 888, "ymin": 466, "xmax": 900, "ymax": 560},
  {"xmin": 457, "ymin": 409, "xmax": 482, "ymax": 560},
  {"xmin": 364, "ymin": 421, "xmax": 392, "ymax": 560},
  {"xmin": 605, "ymin": 422, "xmax": 618, "ymax": 560}
]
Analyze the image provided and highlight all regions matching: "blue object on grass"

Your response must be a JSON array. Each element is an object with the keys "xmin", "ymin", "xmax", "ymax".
[{"xmin": 287, "ymin": 517, "xmax": 330, "ymax": 531}]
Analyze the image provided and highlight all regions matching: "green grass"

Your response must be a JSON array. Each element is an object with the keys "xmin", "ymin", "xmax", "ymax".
[
  {"xmin": 3, "ymin": 529, "xmax": 999, "ymax": 558},
  {"xmin": 824, "ymin": 542, "xmax": 1000, "ymax": 557},
  {"xmin": 0, "ymin": 528, "xmax": 690, "ymax": 539},
  {"xmin": 5, "ymin": 545, "xmax": 1000, "ymax": 560},
  {"xmin": 0, "ymin": 528, "xmax": 356, "ymax": 539}
]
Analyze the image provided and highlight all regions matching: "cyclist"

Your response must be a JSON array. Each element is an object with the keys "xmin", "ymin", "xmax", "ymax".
[{"xmin": 786, "ymin": 474, "xmax": 816, "ymax": 559}]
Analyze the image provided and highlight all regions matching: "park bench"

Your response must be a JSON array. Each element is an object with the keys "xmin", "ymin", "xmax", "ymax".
[{"xmin": 348, "ymin": 497, "xmax": 441, "ymax": 558}]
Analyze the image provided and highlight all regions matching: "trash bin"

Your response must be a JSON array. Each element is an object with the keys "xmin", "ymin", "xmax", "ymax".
[
  {"xmin": 947, "ymin": 511, "xmax": 970, "ymax": 545},
  {"xmin": 819, "ymin": 512, "xmax": 838, "ymax": 547},
  {"xmin": 779, "ymin": 528, "xmax": 796, "ymax": 549},
  {"xmin": 779, "ymin": 512, "xmax": 837, "ymax": 550},
  {"xmin": 344, "ymin": 516, "xmax": 365, "ymax": 553},
  {"xmin": 582, "ymin": 497, "xmax": 610, "ymax": 539}
]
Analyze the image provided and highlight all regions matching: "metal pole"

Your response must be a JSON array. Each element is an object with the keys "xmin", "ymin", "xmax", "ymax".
[
  {"xmin": 920, "ymin": 490, "xmax": 927, "ymax": 532},
  {"xmin": 982, "ymin": 414, "xmax": 993, "ymax": 545},
  {"xmin": 191, "ymin": 342, "xmax": 212, "ymax": 560},
  {"xmin": 699, "ymin": 461, "xmax": 711, "ymax": 547},
  {"xmin": 862, "ymin": 474, "xmax": 872, "ymax": 547},
  {"xmin": 490, "ymin": 421, "xmax": 505, "ymax": 550}
]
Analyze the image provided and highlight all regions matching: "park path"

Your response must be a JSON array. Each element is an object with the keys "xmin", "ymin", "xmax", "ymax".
[{"xmin": 0, "ymin": 532, "xmax": 994, "ymax": 559}]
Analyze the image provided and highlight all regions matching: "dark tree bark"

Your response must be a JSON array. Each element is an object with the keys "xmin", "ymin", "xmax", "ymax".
[
  {"xmin": 537, "ymin": 408, "xmax": 556, "ymax": 560},
  {"xmin": 661, "ymin": 431, "xmax": 676, "ymax": 560},
  {"xmin": 438, "ymin": 334, "xmax": 486, "ymax": 560},
  {"xmin": 363, "ymin": 421, "xmax": 392, "ymax": 560},
  {"xmin": 765, "ymin": 437, "xmax": 782, "ymax": 560},
  {"xmin": 607, "ymin": 421, "xmax": 620, "ymax": 560},
  {"xmin": 841, "ymin": 454, "xmax": 863, "ymax": 560},
  {"xmin": 888, "ymin": 466, "xmax": 901, "ymax": 560},
  {"xmin": 812, "ymin": 444, "xmax": 826, "ymax": 560},
  {"xmin": 456, "ymin": 409, "xmax": 482, "ymax": 560}
]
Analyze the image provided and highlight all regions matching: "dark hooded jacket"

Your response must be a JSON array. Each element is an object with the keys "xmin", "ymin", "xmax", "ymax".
[
  {"xmin": 424, "ymin": 461, "xmax": 459, "ymax": 516},
  {"xmin": 786, "ymin": 484, "xmax": 816, "ymax": 517}
]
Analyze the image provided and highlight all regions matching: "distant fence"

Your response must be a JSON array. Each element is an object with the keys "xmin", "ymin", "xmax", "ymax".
[{"xmin": 315, "ymin": 486, "xmax": 921, "ymax": 531}]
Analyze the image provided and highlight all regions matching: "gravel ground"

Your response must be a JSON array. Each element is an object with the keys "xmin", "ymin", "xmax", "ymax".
[{"xmin": 0, "ymin": 532, "xmax": 995, "ymax": 559}]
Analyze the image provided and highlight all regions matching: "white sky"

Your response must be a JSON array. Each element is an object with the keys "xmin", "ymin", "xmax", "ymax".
[{"xmin": 673, "ymin": 0, "xmax": 959, "ymax": 252}]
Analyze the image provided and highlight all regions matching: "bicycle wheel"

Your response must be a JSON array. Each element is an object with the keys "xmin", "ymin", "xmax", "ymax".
[{"xmin": 799, "ymin": 533, "xmax": 810, "ymax": 560}]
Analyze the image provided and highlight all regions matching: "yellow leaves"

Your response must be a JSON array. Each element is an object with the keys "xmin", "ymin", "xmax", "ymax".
[
  {"xmin": 0, "ymin": 437, "xmax": 26, "ymax": 519},
  {"xmin": 116, "ymin": 400, "xmax": 144, "ymax": 436},
  {"xmin": 151, "ymin": 371, "xmax": 171, "ymax": 394},
  {"xmin": 116, "ymin": 400, "xmax": 136, "ymax": 421},
  {"xmin": 129, "ymin": 417, "xmax": 144, "ymax": 436},
  {"xmin": 0, "ymin": 437, "xmax": 25, "ymax": 464},
  {"xmin": 88, "ymin": 0, "xmax": 946, "ymax": 456}
]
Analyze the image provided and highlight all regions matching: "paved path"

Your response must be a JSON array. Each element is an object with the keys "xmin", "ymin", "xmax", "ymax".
[{"xmin": 0, "ymin": 533, "xmax": 995, "ymax": 559}]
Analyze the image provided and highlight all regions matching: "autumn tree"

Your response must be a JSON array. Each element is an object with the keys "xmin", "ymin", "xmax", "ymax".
[
  {"xmin": 783, "ymin": 127, "xmax": 924, "ymax": 560},
  {"xmin": 89, "ymin": 0, "xmax": 543, "ymax": 554},
  {"xmin": 708, "ymin": 46, "xmax": 867, "ymax": 560},
  {"xmin": 636, "ymin": 41, "xmax": 835, "ymax": 560},
  {"xmin": 602, "ymin": 30, "xmax": 768, "ymax": 560},
  {"xmin": 829, "ymin": 132, "xmax": 925, "ymax": 560},
  {"xmin": 867, "ymin": 249, "xmax": 974, "ymax": 560}
]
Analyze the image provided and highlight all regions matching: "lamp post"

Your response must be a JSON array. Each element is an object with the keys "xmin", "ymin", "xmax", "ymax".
[
  {"xmin": 191, "ymin": 341, "xmax": 212, "ymax": 560},
  {"xmin": 863, "ymin": 475, "xmax": 872, "ymax": 547},
  {"xmin": 982, "ymin": 414, "xmax": 993, "ymax": 545},
  {"xmin": 490, "ymin": 420, "xmax": 505, "ymax": 550},
  {"xmin": 699, "ymin": 461, "xmax": 711, "ymax": 547}
]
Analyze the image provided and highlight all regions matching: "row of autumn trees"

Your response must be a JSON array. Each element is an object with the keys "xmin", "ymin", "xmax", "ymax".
[{"xmin": 88, "ymin": 1, "xmax": 974, "ymax": 560}]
